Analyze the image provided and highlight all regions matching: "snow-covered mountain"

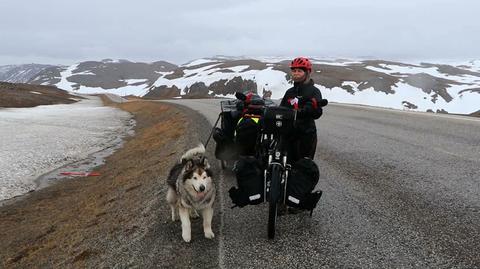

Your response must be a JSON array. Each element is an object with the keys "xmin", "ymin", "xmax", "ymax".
[
  {"xmin": 0, "ymin": 64, "xmax": 54, "ymax": 83},
  {"xmin": 27, "ymin": 59, "xmax": 178, "ymax": 96},
  {"xmin": 5, "ymin": 57, "xmax": 480, "ymax": 115}
]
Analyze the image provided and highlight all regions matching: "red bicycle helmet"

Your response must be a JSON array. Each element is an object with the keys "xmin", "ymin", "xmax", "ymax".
[{"xmin": 290, "ymin": 57, "xmax": 312, "ymax": 72}]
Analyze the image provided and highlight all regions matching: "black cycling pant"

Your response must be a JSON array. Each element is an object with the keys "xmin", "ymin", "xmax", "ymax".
[{"xmin": 288, "ymin": 132, "xmax": 317, "ymax": 163}]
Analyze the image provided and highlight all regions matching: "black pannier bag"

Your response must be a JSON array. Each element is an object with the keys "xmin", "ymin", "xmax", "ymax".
[
  {"xmin": 221, "ymin": 110, "xmax": 237, "ymax": 140},
  {"xmin": 235, "ymin": 116, "xmax": 260, "ymax": 156},
  {"xmin": 214, "ymin": 110, "xmax": 239, "ymax": 160},
  {"xmin": 234, "ymin": 92, "xmax": 265, "ymax": 156},
  {"xmin": 285, "ymin": 158, "xmax": 322, "ymax": 210},
  {"xmin": 213, "ymin": 127, "xmax": 237, "ymax": 160},
  {"xmin": 244, "ymin": 95, "xmax": 265, "ymax": 115},
  {"xmin": 229, "ymin": 156, "xmax": 264, "ymax": 207}
]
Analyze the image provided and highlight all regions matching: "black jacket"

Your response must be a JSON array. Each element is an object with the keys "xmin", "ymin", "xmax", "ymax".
[{"xmin": 280, "ymin": 79, "xmax": 323, "ymax": 134}]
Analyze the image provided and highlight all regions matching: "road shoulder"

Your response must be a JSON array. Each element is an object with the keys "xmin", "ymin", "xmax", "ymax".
[{"xmin": 0, "ymin": 100, "xmax": 220, "ymax": 268}]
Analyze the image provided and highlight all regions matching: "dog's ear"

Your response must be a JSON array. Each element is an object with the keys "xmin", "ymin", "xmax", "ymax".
[
  {"xmin": 200, "ymin": 156, "xmax": 210, "ymax": 169},
  {"xmin": 184, "ymin": 159, "xmax": 194, "ymax": 170}
]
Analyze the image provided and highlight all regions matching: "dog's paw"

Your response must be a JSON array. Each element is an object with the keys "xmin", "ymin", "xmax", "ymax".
[
  {"xmin": 182, "ymin": 233, "xmax": 191, "ymax": 243},
  {"xmin": 204, "ymin": 230, "xmax": 215, "ymax": 239}
]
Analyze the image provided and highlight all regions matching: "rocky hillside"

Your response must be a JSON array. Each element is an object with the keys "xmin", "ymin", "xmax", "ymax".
[
  {"xmin": 28, "ymin": 59, "xmax": 177, "ymax": 92},
  {"xmin": 0, "ymin": 64, "xmax": 54, "ymax": 83},
  {"xmin": 3, "ymin": 57, "xmax": 480, "ymax": 115},
  {"xmin": 131, "ymin": 57, "xmax": 480, "ymax": 115}
]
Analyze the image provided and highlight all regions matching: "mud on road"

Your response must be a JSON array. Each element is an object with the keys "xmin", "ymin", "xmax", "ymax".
[{"xmin": 0, "ymin": 100, "xmax": 220, "ymax": 268}]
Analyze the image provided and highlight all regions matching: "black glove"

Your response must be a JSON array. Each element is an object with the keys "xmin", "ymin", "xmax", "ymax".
[{"xmin": 297, "ymin": 101, "xmax": 313, "ymax": 118}]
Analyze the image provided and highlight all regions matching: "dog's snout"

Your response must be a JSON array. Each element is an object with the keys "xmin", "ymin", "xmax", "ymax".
[{"xmin": 199, "ymin": 185, "xmax": 205, "ymax": 192}]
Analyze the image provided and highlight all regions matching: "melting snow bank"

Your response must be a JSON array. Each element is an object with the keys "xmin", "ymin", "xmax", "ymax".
[{"xmin": 0, "ymin": 95, "xmax": 134, "ymax": 201}]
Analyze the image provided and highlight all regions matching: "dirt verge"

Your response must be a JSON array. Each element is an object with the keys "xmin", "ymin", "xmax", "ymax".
[{"xmin": 0, "ymin": 100, "xmax": 219, "ymax": 268}]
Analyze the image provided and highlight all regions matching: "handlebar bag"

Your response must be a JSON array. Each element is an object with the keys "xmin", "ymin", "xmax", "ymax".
[
  {"xmin": 261, "ymin": 106, "xmax": 296, "ymax": 135},
  {"xmin": 228, "ymin": 156, "xmax": 264, "ymax": 207},
  {"xmin": 286, "ymin": 158, "xmax": 321, "ymax": 210}
]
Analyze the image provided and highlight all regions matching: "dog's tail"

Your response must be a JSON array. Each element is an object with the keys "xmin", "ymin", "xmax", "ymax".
[{"xmin": 181, "ymin": 143, "xmax": 205, "ymax": 162}]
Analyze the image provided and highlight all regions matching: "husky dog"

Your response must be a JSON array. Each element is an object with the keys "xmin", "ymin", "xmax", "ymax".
[{"xmin": 166, "ymin": 144, "xmax": 215, "ymax": 242}]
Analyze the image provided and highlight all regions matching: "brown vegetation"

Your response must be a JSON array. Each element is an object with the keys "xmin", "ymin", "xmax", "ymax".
[
  {"xmin": 0, "ymin": 101, "xmax": 188, "ymax": 267},
  {"xmin": 0, "ymin": 82, "xmax": 80, "ymax": 108}
]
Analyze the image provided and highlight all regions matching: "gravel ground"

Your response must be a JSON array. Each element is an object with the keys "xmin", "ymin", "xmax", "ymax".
[
  {"xmin": 168, "ymin": 99, "xmax": 480, "ymax": 269},
  {"xmin": 0, "ymin": 95, "xmax": 133, "ymax": 201},
  {"xmin": 2, "ymin": 98, "xmax": 478, "ymax": 268}
]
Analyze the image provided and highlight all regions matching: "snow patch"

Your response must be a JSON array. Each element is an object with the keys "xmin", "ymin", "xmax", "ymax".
[
  {"xmin": 183, "ymin": 59, "xmax": 218, "ymax": 67},
  {"xmin": 0, "ymin": 96, "xmax": 132, "ymax": 201},
  {"xmin": 253, "ymin": 68, "xmax": 290, "ymax": 99},
  {"xmin": 73, "ymin": 70, "xmax": 96, "ymax": 75},
  {"xmin": 124, "ymin": 79, "xmax": 148, "ymax": 85},
  {"xmin": 55, "ymin": 64, "xmax": 79, "ymax": 91},
  {"xmin": 322, "ymin": 82, "xmax": 480, "ymax": 114},
  {"xmin": 227, "ymin": 65, "xmax": 250, "ymax": 72},
  {"xmin": 72, "ymin": 84, "xmax": 149, "ymax": 97},
  {"xmin": 366, "ymin": 63, "xmax": 480, "ymax": 85}
]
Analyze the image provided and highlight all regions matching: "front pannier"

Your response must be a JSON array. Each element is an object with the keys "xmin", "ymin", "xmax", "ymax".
[
  {"xmin": 228, "ymin": 156, "xmax": 264, "ymax": 207},
  {"xmin": 285, "ymin": 158, "xmax": 322, "ymax": 210}
]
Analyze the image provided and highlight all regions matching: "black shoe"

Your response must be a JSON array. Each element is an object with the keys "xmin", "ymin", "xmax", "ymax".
[{"xmin": 287, "ymin": 207, "xmax": 304, "ymax": 215}]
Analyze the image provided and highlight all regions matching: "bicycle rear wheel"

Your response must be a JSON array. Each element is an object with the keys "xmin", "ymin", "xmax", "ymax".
[{"xmin": 268, "ymin": 164, "xmax": 282, "ymax": 239}]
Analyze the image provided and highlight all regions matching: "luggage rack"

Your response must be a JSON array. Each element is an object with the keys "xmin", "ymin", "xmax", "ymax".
[{"xmin": 220, "ymin": 99, "xmax": 238, "ymax": 113}]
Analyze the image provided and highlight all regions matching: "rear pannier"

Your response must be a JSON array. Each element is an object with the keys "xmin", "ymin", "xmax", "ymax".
[
  {"xmin": 235, "ymin": 117, "xmax": 260, "ymax": 156},
  {"xmin": 228, "ymin": 156, "xmax": 264, "ymax": 207},
  {"xmin": 285, "ymin": 158, "xmax": 322, "ymax": 210},
  {"xmin": 213, "ymin": 127, "xmax": 237, "ymax": 160},
  {"xmin": 214, "ymin": 108, "xmax": 239, "ymax": 160}
]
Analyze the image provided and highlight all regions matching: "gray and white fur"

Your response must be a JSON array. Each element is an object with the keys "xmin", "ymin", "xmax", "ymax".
[{"xmin": 166, "ymin": 144, "xmax": 216, "ymax": 242}]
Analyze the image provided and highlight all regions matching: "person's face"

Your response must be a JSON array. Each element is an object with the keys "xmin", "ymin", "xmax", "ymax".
[{"xmin": 291, "ymin": 68, "xmax": 307, "ymax": 82}]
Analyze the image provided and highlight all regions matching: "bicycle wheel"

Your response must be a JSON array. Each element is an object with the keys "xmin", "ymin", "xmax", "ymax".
[{"xmin": 268, "ymin": 164, "xmax": 282, "ymax": 239}]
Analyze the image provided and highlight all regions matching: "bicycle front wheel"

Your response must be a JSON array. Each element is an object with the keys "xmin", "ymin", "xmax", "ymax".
[{"xmin": 268, "ymin": 164, "xmax": 282, "ymax": 239}]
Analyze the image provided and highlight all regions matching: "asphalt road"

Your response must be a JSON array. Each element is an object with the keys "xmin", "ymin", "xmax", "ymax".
[{"xmin": 163, "ymin": 99, "xmax": 480, "ymax": 268}]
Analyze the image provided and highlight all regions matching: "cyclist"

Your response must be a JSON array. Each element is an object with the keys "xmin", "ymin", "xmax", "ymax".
[{"xmin": 280, "ymin": 57, "xmax": 324, "ymax": 162}]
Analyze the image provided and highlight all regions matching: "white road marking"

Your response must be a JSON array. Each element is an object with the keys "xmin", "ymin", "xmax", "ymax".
[{"xmin": 218, "ymin": 168, "xmax": 226, "ymax": 269}]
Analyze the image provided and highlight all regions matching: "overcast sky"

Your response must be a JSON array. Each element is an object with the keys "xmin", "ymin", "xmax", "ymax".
[{"xmin": 1, "ymin": 0, "xmax": 479, "ymax": 65}]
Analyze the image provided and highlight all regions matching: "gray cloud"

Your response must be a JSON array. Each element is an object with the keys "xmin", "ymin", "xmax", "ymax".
[{"xmin": 1, "ymin": 0, "xmax": 479, "ymax": 65}]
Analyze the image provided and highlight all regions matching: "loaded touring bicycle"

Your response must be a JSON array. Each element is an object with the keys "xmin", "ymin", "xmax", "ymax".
[{"xmin": 212, "ymin": 92, "xmax": 328, "ymax": 239}]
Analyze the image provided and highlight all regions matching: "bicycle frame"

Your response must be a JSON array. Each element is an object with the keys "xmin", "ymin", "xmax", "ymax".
[
  {"xmin": 261, "ymin": 133, "xmax": 291, "ymax": 205},
  {"xmin": 257, "ymin": 106, "xmax": 297, "ymax": 239}
]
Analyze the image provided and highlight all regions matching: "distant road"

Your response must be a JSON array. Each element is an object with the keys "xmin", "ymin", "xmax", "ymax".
[
  {"xmin": 103, "ymin": 93, "xmax": 127, "ymax": 103},
  {"xmin": 163, "ymin": 99, "xmax": 480, "ymax": 268}
]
